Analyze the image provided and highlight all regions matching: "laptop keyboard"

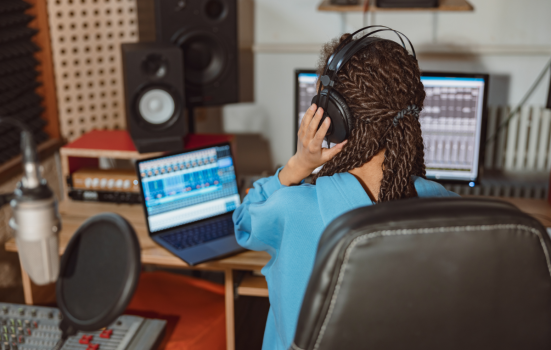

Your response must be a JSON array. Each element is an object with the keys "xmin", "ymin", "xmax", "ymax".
[{"xmin": 159, "ymin": 215, "xmax": 235, "ymax": 250}]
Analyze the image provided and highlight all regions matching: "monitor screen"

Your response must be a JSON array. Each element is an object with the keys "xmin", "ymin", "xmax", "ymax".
[
  {"xmin": 296, "ymin": 70, "xmax": 318, "ymax": 128},
  {"xmin": 420, "ymin": 73, "xmax": 488, "ymax": 183},
  {"xmin": 295, "ymin": 70, "xmax": 333, "ymax": 173},
  {"xmin": 137, "ymin": 144, "xmax": 240, "ymax": 233},
  {"xmin": 294, "ymin": 70, "xmax": 488, "ymax": 183}
]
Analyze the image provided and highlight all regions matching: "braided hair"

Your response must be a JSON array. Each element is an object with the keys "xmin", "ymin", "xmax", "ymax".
[{"xmin": 312, "ymin": 34, "xmax": 426, "ymax": 202}]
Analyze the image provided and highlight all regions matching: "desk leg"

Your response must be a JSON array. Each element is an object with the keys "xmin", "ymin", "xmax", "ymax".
[
  {"xmin": 21, "ymin": 266, "xmax": 34, "ymax": 305},
  {"xmin": 225, "ymin": 269, "xmax": 235, "ymax": 350},
  {"xmin": 19, "ymin": 262, "xmax": 56, "ymax": 306}
]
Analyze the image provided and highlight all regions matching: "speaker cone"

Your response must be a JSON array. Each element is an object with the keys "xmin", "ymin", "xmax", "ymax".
[
  {"xmin": 175, "ymin": 31, "xmax": 227, "ymax": 86},
  {"xmin": 135, "ymin": 87, "xmax": 179, "ymax": 127}
]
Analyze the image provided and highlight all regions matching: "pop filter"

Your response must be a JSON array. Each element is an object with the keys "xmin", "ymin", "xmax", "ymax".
[{"xmin": 55, "ymin": 213, "xmax": 141, "ymax": 344}]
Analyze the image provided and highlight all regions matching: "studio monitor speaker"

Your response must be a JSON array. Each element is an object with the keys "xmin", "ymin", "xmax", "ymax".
[
  {"xmin": 121, "ymin": 43, "xmax": 186, "ymax": 153},
  {"xmin": 137, "ymin": 0, "xmax": 239, "ymax": 107}
]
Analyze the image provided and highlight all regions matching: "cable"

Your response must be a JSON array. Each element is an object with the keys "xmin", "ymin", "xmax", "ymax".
[
  {"xmin": 485, "ymin": 55, "xmax": 551, "ymax": 145},
  {"xmin": 0, "ymin": 116, "xmax": 31, "ymax": 133}
]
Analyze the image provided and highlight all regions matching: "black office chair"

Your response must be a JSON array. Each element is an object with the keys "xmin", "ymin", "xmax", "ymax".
[{"xmin": 291, "ymin": 198, "xmax": 551, "ymax": 350}]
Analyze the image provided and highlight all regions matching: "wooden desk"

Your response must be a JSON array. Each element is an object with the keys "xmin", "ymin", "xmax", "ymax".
[
  {"xmin": 5, "ymin": 196, "xmax": 550, "ymax": 349},
  {"xmin": 466, "ymin": 197, "xmax": 551, "ymax": 227},
  {"xmin": 4, "ymin": 200, "xmax": 270, "ymax": 350}
]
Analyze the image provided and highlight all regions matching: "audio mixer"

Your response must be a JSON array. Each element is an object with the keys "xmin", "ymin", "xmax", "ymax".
[{"xmin": 0, "ymin": 303, "xmax": 165, "ymax": 350}]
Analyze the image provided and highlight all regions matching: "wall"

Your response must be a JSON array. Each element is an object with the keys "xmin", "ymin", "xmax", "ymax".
[{"xmin": 223, "ymin": 0, "xmax": 551, "ymax": 168}]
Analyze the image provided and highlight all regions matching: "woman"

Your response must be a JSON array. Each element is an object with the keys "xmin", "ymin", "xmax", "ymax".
[{"xmin": 233, "ymin": 32, "xmax": 458, "ymax": 350}]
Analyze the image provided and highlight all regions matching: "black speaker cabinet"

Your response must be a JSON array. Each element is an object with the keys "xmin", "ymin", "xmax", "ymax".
[
  {"xmin": 138, "ymin": 0, "xmax": 239, "ymax": 107},
  {"xmin": 121, "ymin": 43, "xmax": 186, "ymax": 153}
]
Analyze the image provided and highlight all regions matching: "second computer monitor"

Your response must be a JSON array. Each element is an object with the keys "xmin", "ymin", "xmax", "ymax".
[
  {"xmin": 294, "ymin": 69, "xmax": 488, "ymax": 184},
  {"xmin": 420, "ymin": 72, "xmax": 488, "ymax": 184}
]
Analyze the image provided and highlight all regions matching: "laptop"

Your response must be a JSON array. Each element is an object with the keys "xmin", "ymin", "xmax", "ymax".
[{"xmin": 135, "ymin": 143, "xmax": 244, "ymax": 265}]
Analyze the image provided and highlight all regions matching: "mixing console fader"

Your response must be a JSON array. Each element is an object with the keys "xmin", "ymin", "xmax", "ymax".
[{"xmin": 0, "ymin": 303, "xmax": 166, "ymax": 350}]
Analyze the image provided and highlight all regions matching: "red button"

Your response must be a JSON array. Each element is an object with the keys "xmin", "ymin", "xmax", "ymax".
[
  {"xmin": 87, "ymin": 343, "xmax": 100, "ymax": 350},
  {"xmin": 26, "ymin": 329, "xmax": 31, "ymax": 336},
  {"xmin": 99, "ymin": 329, "xmax": 113, "ymax": 339},
  {"xmin": 79, "ymin": 335, "xmax": 93, "ymax": 344}
]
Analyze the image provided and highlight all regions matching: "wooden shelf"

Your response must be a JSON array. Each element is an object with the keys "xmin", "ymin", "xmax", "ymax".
[
  {"xmin": 318, "ymin": 0, "xmax": 473, "ymax": 12},
  {"xmin": 237, "ymin": 274, "xmax": 269, "ymax": 297}
]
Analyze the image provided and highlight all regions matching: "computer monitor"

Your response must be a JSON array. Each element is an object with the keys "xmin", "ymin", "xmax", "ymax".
[
  {"xmin": 136, "ymin": 144, "xmax": 240, "ymax": 233},
  {"xmin": 420, "ymin": 72, "xmax": 488, "ymax": 184},
  {"xmin": 294, "ymin": 70, "xmax": 488, "ymax": 184},
  {"xmin": 295, "ymin": 69, "xmax": 320, "ymax": 149}
]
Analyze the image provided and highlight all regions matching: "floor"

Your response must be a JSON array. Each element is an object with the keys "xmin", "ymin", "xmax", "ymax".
[{"xmin": 0, "ymin": 271, "xmax": 270, "ymax": 350}]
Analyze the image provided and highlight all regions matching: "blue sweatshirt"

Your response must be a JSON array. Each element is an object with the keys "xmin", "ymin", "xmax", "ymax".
[{"xmin": 233, "ymin": 169, "xmax": 459, "ymax": 350}]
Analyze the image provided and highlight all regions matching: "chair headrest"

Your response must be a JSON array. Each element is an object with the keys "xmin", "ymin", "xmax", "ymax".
[{"xmin": 293, "ymin": 198, "xmax": 551, "ymax": 350}]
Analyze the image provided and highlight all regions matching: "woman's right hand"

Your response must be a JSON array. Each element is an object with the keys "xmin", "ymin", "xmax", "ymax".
[{"xmin": 279, "ymin": 104, "xmax": 347, "ymax": 186}]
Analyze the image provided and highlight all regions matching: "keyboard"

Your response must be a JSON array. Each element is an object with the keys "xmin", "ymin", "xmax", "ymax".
[{"xmin": 160, "ymin": 215, "xmax": 234, "ymax": 250}]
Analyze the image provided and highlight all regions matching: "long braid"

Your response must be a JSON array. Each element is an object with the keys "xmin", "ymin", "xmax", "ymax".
[{"xmin": 312, "ymin": 35, "xmax": 426, "ymax": 202}]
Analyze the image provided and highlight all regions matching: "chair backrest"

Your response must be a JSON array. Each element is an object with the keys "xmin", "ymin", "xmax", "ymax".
[{"xmin": 292, "ymin": 198, "xmax": 551, "ymax": 350}]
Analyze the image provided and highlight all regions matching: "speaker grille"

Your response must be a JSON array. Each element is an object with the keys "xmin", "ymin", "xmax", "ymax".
[{"xmin": 47, "ymin": 0, "xmax": 139, "ymax": 141}]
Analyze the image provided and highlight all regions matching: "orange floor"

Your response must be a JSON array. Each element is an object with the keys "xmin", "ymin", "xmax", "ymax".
[{"xmin": 126, "ymin": 271, "xmax": 226, "ymax": 350}]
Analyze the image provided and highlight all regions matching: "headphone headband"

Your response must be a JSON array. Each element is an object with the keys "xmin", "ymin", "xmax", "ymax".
[
  {"xmin": 324, "ymin": 26, "xmax": 416, "ymax": 81},
  {"xmin": 312, "ymin": 26, "xmax": 418, "ymax": 145}
]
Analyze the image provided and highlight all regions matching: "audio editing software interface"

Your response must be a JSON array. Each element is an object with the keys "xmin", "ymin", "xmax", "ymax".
[
  {"xmin": 296, "ymin": 72, "xmax": 485, "ymax": 182},
  {"xmin": 420, "ymin": 76, "xmax": 485, "ymax": 182},
  {"xmin": 297, "ymin": 72, "xmax": 318, "ymax": 122},
  {"xmin": 138, "ymin": 145, "xmax": 240, "ymax": 232}
]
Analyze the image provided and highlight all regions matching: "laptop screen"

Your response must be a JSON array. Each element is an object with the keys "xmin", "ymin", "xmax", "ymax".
[{"xmin": 137, "ymin": 144, "xmax": 240, "ymax": 233}]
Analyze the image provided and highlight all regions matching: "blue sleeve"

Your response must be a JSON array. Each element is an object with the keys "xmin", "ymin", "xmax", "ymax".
[
  {"xmin": 232, "ymin": 167, "xmax": 287, "ymax": 254},
  {"xmin": 413, "ymin": 176, "xmax": 461, "ymax": 198}
]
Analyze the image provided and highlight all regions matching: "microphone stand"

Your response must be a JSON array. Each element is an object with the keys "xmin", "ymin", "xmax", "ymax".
[{"xmin": 0, "ymin": 116, "xmax": 62, "ymax": 286}]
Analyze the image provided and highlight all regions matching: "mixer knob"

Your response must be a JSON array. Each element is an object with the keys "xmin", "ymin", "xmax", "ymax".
[
  {"xmin": 1, "ymin": 307, "xmax": 7, "ymax": 315},
  {"xmin": 30, "ymin": 310, "xmax": 36, "ymax": 318},
  {"xmin": 47, "ymin": 312, "xmax": 53, "ymax": 319},
  {"xmin": 17, "ymin": 310, "xmax": 23, "ymax": 317}
]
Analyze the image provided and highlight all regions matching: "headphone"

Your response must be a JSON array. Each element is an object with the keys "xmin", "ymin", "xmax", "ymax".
[{"xmin": 312, "ymin": 25, "xmax": 417, "ymax": 144}]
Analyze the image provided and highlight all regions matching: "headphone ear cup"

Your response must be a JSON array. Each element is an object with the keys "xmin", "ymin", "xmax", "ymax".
[
  {"xmin": 328, "ymin": 89, "xmax": 353, "ymax": 140},
  {"xmin": 311, "ymin": 89, "xmax": 353, "ymax": 144}
]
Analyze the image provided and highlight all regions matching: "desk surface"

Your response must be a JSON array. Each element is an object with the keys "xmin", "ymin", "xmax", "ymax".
[
  {"xmin": 5, "ymin": 200, "xmax": 271, "ymax": 271},
  {"xmin": 5, "ymin": 197, "xmax": 550, "ymax": 268}
]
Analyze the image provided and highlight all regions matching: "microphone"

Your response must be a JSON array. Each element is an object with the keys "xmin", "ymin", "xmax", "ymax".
[{"xmin": 0, "ymin": 117, "xmax": 61, "ymax": 285}]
